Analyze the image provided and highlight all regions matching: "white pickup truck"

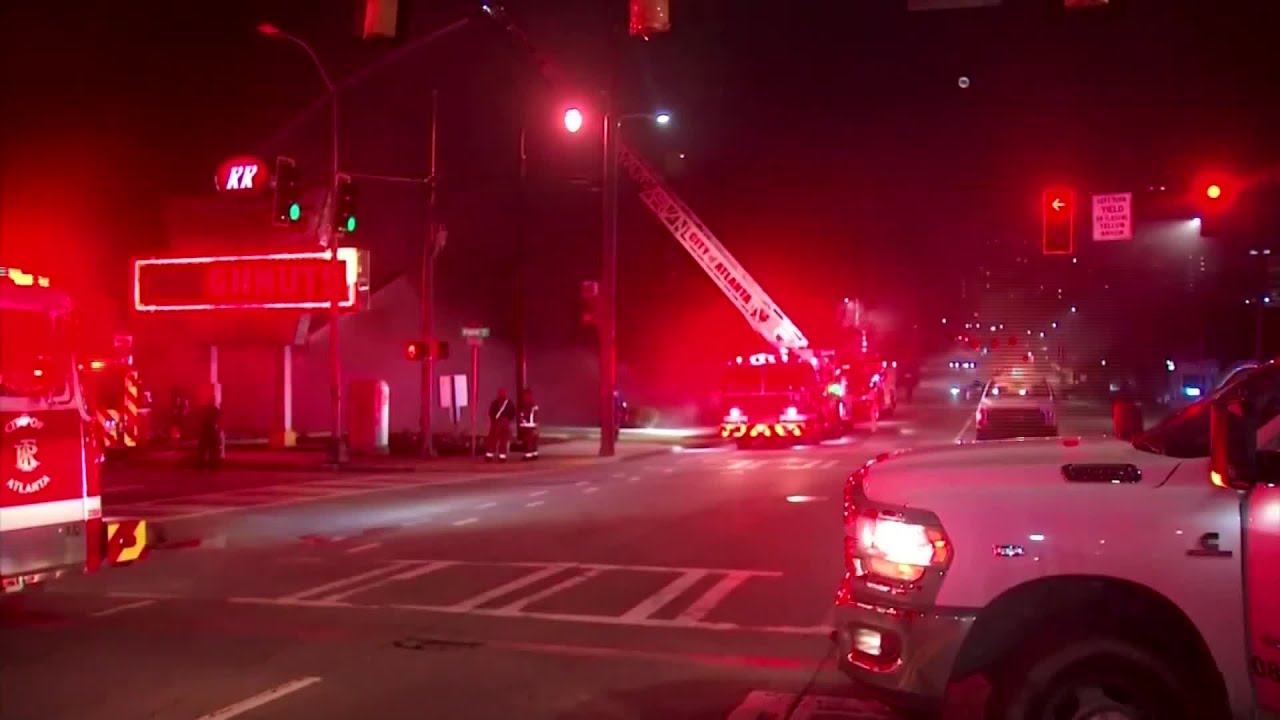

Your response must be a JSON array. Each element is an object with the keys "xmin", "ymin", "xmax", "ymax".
[{"xmin": 835, "ymin": 361, "xmax": 1280, "ymax": 719}]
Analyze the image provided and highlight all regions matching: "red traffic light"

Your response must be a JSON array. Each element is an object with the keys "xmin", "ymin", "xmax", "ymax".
[
  {"xmin": 1042, "ymin": 187, "xmax": 1076, "ymax": 256},
  {"xmin": 405, "ymin": 341, "xmax": 426, "ymax": 361},
  {"xmin": 1205, "ymin": 183, "xmax": 1223, "ymax": 200}
]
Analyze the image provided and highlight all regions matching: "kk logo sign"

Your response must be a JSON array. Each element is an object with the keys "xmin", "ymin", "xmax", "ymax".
[{"xmin": 215, "ymin": 155, "xmax": 269, "ymax": 193}]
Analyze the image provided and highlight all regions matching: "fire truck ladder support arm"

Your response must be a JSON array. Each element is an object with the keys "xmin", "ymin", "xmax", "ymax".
[{"xmin": 616, "ymin": 145, "xmax": 810, "ymax": 353}]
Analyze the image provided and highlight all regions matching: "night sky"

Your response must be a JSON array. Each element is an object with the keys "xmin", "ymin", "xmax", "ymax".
[{"xmin": 3, "ymin": 0, "xmax": 1278, "ymax": 383}]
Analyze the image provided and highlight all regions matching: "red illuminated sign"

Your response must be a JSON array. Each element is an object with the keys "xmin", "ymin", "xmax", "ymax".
[
  {"xmin": 215, "ymin": 155, "xmax": 269, "ymax": 193},
  {"xmin": 133, "ymin": 249, "xmax": 363, "ymax": 312}
]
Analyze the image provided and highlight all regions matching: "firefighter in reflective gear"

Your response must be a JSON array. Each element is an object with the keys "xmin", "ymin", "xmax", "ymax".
[
  {"xmin": 485, "ymin": 388, "xmax": 516, "ymax": 461},
  {"xmin": 518, "ymin": 388, "xmax": 539, "ymax": 460}
]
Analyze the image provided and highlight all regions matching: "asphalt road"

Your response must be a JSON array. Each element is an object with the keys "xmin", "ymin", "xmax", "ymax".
[{"xmin": 1, "ymin": 393, "xmax": 1111, "ymax": 720}]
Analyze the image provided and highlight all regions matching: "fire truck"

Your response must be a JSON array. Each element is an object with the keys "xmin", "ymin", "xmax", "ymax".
[{"xmin": 0, "ymin": 266, "xmax": 148, "ymax": 593}]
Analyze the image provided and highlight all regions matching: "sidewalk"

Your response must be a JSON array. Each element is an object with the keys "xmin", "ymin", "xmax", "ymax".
[{"xmin": 119, "ymin": 437, "xmax": 680, "ymax": 474}]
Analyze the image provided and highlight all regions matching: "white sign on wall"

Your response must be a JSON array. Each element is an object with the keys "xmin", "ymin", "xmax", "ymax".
[{"xmin": 1091, "ymin": 192, "xmax": 1133, "ymax": 241}]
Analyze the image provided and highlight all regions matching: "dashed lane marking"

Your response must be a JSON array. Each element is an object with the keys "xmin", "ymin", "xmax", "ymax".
[
  {"xmin": 525, "ymin": 500, "xmax": 545, "ymax": 508},
  {"xmin": 343, "ymin": 542, "xmax": 381, "ymax": 555},
  {"xmin": 90, "ymin": 599, "xmax": 157, "ymax": 617},
  {"xmin": 452, "ymin": 517, "xmax": 479, "ymax": 527},
  {"xmin": 194, "ymin": 676, "xmax": 323, "ymax": 720}
]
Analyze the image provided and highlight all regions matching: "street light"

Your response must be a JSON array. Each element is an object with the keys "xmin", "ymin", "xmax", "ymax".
[
  {"xmin": 563, "ymin": 106, "xmax": 672, "ymax": 456},
  {"xmin": 258, "ymin": 22, "xmax": 346, "ymax": 465},
  {"xmin": 563, "ymin": 108, "xmax": 584, "ymax": 134}
]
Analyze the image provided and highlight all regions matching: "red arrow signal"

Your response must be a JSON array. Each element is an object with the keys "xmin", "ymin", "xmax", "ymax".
[{"xmin": 1042, "ymin": 187, "xmax": 1076, "ymax": 255}]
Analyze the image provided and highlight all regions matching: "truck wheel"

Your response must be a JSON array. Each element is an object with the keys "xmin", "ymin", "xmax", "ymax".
[{"xmin": 986, "ymin": 636, "xmax": 1195, "ymax": 720}]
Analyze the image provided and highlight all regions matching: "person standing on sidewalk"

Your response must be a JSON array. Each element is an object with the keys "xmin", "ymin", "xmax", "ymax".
[
  {"xmin": 195, "ymin": 386, "xmax": 223, "ymax": 469},
  {"xmin": 485, "ymin": 388, "xmax": 516, "ymax": 461},
  {"xmin": 517, "ymin": 388, "xmax": 539, "ymax": 460}
]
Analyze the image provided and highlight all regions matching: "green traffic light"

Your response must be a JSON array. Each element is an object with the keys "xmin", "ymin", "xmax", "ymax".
[
  {"xmin": 288, "ymin": 202, "xmax": 301, "ymax": 222},
  {"xmin": 345, "ymin": 216, "xmax": 357, "ymax": 233}
]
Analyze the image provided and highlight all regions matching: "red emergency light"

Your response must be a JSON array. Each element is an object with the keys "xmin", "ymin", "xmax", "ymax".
[{"xmin": 133, "ymin": 248, "xmax": 364, "ymax": 312}]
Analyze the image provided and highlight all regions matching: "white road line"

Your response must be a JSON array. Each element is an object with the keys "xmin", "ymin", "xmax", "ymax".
[
  {"xmin": 90, "ymin": 599, "xmax": 156, "ymax": 617},
  {"xmin": 321, "ymin": 561, "xmax": 454, "ymax": 603},
  {"xmin": 525, "ymin": 500, "xmax": 544, "ymax": 508},
  {"xmin": 447, "ymin": 564, "xmax": 569, "ymax": 611},
  {"xmin": 107, "ymin": 590, "xmax": 178, "ymax": 600},
  {"xmin": 954, "ymin": 414, "xmax": 975, "ymax": 444},
  {"xmin": 786, "ymin": 459, "xmax": 819, "ymax": 470},
  {"xmin": 820, "ymin": 459, "xmax": 839, "ymax": 470},
  {"xmin": 575, "ymin": 480, "xmax": 591, "ymax": 487},
  {"xmin": 676, "ymin": 571, "xmax": 753, "ymax": 624},
  {"xmin": 528, "ymin": 489, "xmax": 549, "ymax": 497},
  {"xmin": 385, "ymin": 603, "xmax": 828, "ymax": 635},
  {"xmin": 662, "ymin": 467, "xmax": 674, "ymax": 474},
  {"xmin": 452, "ymin": 517, "xmax": 479, "ymax": 527},
  {"xmin": 194, "ymin": 676, "xmax": 322, "ymax": 720},
  {"xmin": 279, "ymin": 563, "xmax": 413, "ymax": 602},
  {"xmin": 618, "ymin": 570, "xmax": 707, "ymax": 621},
  {"xmin": 582, "ymin": 486, "xmax": 599, "ymax": 494},
  {"xmin": 489, "ymin": 569, "xmax": 602, "ymax": 614},
  {"xmin": 727, "ymin": 459, "xmax": 752, "ymax": 471},
  {"xmin": 456, "ymin": 560, "xmax": 782, "ymax": 576},
  {"xmin": 626, "ymin": 475, "xmax": 641, "ymax": 482},
  {"xmin": 344, "ymin": 542, "xmax": 381, "ymax": 555},
  {"xmin": 476, "ymin": 501, "xmax": 498, "ymax": 509}
]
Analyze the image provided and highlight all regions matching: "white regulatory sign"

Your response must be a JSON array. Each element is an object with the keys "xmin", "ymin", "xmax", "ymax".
[{"xmin": 1092, "ymin": 192, "xmax": 1133, "ymax": 242}]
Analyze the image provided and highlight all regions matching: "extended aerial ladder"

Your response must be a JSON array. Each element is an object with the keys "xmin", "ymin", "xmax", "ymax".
[{"xmin": 484, "ymin": 5, "xmax": 812, "ymax": 355}]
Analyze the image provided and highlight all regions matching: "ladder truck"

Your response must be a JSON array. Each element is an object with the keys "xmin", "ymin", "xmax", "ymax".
[{"xmin": 485, "ymin": 6, "xmax": 863, "ymax": 443}]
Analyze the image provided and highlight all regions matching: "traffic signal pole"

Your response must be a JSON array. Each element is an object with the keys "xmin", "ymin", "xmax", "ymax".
[
  {"xmin": 515, "ymin": 127, "xmax": 529, "ymax": 402},
  {"xmin": 420, "ymin": 89, "xmax": 440, "ymax": 457},
  {"xmin": 599, "ymin": 103, "xmax": 619, "ymax": 457}
]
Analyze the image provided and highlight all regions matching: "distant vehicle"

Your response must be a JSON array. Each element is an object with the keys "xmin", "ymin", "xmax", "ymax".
[{"xmin": 975, "ymin": 376, "xmax": 1057, "ymax": 440}]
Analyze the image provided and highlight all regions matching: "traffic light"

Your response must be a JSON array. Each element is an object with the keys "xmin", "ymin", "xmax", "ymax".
[
  {"xmin": 580, "ymin": 280, "xmax": 599, "ymax": 325},
  {"xmin": 404, "ymin": 340, "xmax": 448, "ymax": 361},
  {"xmin": 1042, "ymin": 187, "xmax": 1076, "ymax": 255},
  {"xmin": 1197, "ymin": 179, "xmax": 1229, "ymax": 238},
  {"xmin": 334, "ymin": 174, "xmax": 358, "ymax": 234},
  {"xmin": 272, "ymin": 157, "xmax": 302, "ymax": 226}
]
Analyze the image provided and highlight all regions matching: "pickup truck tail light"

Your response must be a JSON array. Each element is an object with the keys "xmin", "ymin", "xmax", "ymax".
[{"xmin": 975, "ymin": 407, "xmax": 988, "ymax": 428}]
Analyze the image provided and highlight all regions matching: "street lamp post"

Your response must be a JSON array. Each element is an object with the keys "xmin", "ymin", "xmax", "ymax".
[
  {"xmin": 563, "ymin": 107, "xmax": 671, "ymax": 456},
  {"xmin": 258, "ymin": 23, "xmax": 346, "ymax": 464}
]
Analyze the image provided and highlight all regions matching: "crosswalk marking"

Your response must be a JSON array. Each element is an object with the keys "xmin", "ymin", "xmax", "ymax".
[
  {"xmin": 226, "ymin": 559, "xmax": 815, "ymax": 637},
  {"xmin": 490, "ymin": 569, "xmax": 601, "ymax": 614},
  {"xmin": 321, "ymin": 561, "xmax": 454, "ymax": 603},
  {"xmin": 678, "ymin": 571, "xmax": 752, "ymax": 623},
  {"xmin": 448, "ymin": 564, "xmax": 569, "ymax": 611},
  {"xmin": 279, "ymin": 563, "xmax": 414, "ymax": 602},
  {"xmin": 618, "ymin": 569, "xmax": 708, "ymax": 621}
]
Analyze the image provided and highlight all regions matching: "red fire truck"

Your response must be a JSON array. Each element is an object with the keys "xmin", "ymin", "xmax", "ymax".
[
  {"xmin": 0, "ymin": 265, "xmax": 148, "ymax": 593},
  {"xmin": 719, "ymin": 351, "xmax": 846, "ymax": 446}
]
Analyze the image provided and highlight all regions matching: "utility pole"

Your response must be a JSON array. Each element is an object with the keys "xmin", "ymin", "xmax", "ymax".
[
  {"xmin": 515, "ymin": 128, "xmax": 529, "ymax": 398},
  {"xmin": 420, "ymin": 89, "xmax": 440, "ymax": 456},
  {"xmin": 599, "ymin": 101, "xmax": 619, "ymax": 457}
]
